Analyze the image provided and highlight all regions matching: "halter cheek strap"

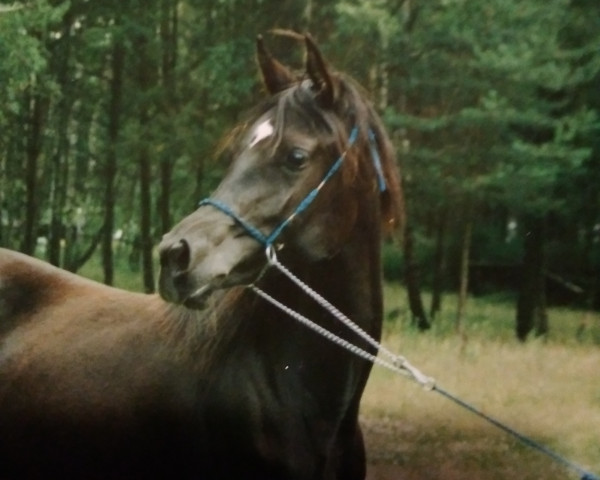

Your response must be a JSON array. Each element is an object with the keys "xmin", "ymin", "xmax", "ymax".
[
  {"xmin": 198, "ymin": 198, "xmax": 271, "ymax": 245},
  {"xmin": 198, "ymin": 126, "xmax": 386, "ymax": 248},
  {"xmin": 368, "ymin": 129, "xmax": 387, "ymax": 193}
]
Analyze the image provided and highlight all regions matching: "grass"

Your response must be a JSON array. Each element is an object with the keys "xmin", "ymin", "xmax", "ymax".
[
  {"xmin": 78, "ymin": 250, "xmax": 146, "ymax": 292},
  {"xmin": 362, "ymin": 283, "xmax": 600, "ymax": 479}
]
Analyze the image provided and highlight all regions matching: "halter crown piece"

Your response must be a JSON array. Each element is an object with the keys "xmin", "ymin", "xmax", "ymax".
[{"xmin": 199, "ymin": 126, "xmax": 386, "ymax": 248}]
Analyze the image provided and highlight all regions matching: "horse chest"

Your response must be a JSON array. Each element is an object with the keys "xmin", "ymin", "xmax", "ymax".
[{"xmin": 193, "ymin": 356, "xmax": 338, "ymax": 478}]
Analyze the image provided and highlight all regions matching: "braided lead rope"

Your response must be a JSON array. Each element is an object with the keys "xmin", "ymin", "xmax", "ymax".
[
  {"xmin": 248, "ymin": 284, "xmax": 413, "ymax": 379},
  {"xmin": 252, "ymin": 247, "xmax": 599, "ymax": 480},
  {"xmin": 261, "ymin": 246, "xmax": 436, "ymax": 390},
  {"xmin": 432, "ymin": 387, "xmax": 600, "ymax": 480},
  {"xmin": 367, "ymin": 129, "xmax": 387, "ymax": 193}
]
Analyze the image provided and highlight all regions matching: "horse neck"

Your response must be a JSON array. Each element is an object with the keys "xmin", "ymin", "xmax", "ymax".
[
  {"xmin": 185, "ymin": 196, "xmax": 385, "ymax": 372},
  {"xmin": 255, "ymin": 204, "xmax": 384, "ymax": 345}
]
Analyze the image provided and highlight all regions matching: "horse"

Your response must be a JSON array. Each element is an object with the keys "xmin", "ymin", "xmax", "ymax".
[{"xmin": 0, "ymin": 34, "xmax": 403, "ymax": 479}]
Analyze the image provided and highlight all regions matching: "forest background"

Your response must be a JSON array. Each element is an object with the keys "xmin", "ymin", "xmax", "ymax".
[{"xmin": 1, "ymin": 0, "xmax": 599, "ymax": 341}]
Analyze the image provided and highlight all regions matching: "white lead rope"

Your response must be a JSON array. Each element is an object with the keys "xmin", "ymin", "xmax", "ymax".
[
  {"xmin": 249, "ymin": 250, "xmax": 600, "ymax": 480},
  {"xmin": 249, "ymin": 246, "xmax": 436, "ymax": 390}
]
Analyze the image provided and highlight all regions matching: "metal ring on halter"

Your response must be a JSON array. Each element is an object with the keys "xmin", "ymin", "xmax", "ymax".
[{"xmin": 265, "ymin": 244, "xmax": 278, "ymax": 265}]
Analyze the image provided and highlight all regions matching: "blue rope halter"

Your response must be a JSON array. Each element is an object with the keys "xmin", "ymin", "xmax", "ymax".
[{"xmin": 199, "ymin": 126, "xmax": 386, "ymax": 248}]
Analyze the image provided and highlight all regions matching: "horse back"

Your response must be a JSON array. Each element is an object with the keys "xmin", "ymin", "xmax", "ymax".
[
  {"xmin": 0, "ymin": 248, "xmax": 70, "ymax": 333},
  {"xmin": 0, "ymin": 248, "xmax": 105, "ymax": 331}
]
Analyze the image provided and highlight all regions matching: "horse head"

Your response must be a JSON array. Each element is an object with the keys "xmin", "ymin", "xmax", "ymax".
[{"xmin": 158, "ymin": 34, "xmax": 403, "ymax": 308}]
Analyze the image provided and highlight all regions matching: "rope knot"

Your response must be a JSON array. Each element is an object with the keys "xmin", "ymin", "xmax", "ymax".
[{"xmin": 392, "ymin": 355, "xmax": 436, "ymax": 391}]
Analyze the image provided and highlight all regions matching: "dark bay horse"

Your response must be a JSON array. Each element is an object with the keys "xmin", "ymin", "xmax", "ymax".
[{"xmin": 0, "ymin": 35, "xmax": 403, "ymax": 479}]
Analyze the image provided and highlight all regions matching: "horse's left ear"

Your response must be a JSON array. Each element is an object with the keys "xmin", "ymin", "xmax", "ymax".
[
  {"xmin": 256, "ymin": 35, "xmax": 295, "ymax": 95},
  {"xmin": 304, "ymin": 34, "xmax": 337, "ymax": 108}
]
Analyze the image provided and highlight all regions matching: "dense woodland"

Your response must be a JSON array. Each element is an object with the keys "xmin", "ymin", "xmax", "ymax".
[{"xmin": 1, "ymin": 0, "xmax": 599, "ymax": 340}]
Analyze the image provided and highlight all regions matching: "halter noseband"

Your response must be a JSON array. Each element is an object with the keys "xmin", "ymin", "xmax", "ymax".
[{"xmin": 198, "ymin": 126, "xmax": 386, "ymax": 248}]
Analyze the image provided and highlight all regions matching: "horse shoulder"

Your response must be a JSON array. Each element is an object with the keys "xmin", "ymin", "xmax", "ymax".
[{"xmin": 0, "ymin": 248, "xmax": 196, "ymax": 415}]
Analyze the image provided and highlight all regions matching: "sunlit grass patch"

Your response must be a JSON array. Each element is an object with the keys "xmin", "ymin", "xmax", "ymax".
[{"xmin": 363, "ymin": 284, "xmax": 600, "ymax": 479}]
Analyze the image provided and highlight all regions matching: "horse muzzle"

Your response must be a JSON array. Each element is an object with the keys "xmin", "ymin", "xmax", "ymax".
[
  {"xmin": 157, "ymin": 213, "xmax": 263, "ymax": 309},
  {"xmin": 158, "ymin": 238, "xmax": 214, "ymax": 308}
]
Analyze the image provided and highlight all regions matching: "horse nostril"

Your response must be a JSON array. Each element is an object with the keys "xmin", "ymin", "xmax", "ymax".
[{"xmin": 164, "ymin": 239, "xmax": 191, "ymax": 274}]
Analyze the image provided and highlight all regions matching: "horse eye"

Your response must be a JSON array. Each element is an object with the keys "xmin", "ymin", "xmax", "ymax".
[{"xmin": 285, "ymin": 148, "xmax": 309, "ymax": 171}]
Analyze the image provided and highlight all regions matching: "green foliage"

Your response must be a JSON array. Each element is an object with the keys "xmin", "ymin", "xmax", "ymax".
[
  {"xmin": 381, "ymin": 241, "xmax": 404, "ymax": 281},
  {"xmin": 196, "ymin": 39, "xmax": 256, "ymax": 109},
  {"xmin": 384, "ymin": 282, "xmax": 600, "ymax": 346},
  {"xmin": 391, "ymin": 0, "xmax": 595, "ymax": 213},
  {"xmin": 0, "ymin": 0, "xmax": 599, "ymax": 309}
]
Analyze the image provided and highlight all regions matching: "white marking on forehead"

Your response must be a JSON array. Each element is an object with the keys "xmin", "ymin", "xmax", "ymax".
[{"xmin": 249, "ymin": 119, "xmax": 274, "ymax": 148}]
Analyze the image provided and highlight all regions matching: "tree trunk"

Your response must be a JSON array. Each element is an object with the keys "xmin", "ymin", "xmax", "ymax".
[
  {"xmin": 21, "ymin": 92, "xmax": 49, "ymax": 256},
  {"xmin": 158, "ymin": 0, "xmax": 178, "ymax": 234},
  {"xmin": 63, "ymin": 99, "xmax": 96, "ymax": 273},
  {"xmin": 47, "ymin": 146, "xmax": 69, "ymax": 267},
  {"xmin": 0, "ymin": 148, "xmax": 5, "ymax": 247},
  {"xmin": 536, "ymin": 272, "xmax": 548, "ymax": 337},
  {"xmin": 139, "ymin": 144, "xmax": 155, "ymax": 293},
  {"xmin": 430, "ymin": 207, "xmax": 447, "ymax": 319},
  {"xmin": 135, "ymin": 23, "xmax": 156, "ymax": 293},
  {"xmin": 403, "ymin": 223, "xmax": 430, "ymax": 331},
  {"xmin": 516, "ymin": 216, "xmax": 548, "ymax": 341},
  {"xmin": 47, "ymin": 14, "xmax": 74, "ymax": 267},
  {"xmin": 102, "ymin": 36, "xmax": 125, "ymax": 285},
  {"xmin": 0, "ymin": 109, "xmax": 22, "ymax": 248},
  {"xmin": 580, "ymin": 186, "xmax": 599, "ymax": 310},
  {"xmin": 455, "ymin": 204, "xmax": 473, "ymax": 333},
  {"xmin": 68, "ymin": 226, "xmax": 104, "ymax": 273},
  {"xmin": 192, "ymin": 9, "xmax": 215, "ymax": 207}
]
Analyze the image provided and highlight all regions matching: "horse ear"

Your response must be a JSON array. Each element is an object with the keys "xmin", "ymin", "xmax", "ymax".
[
  {"xmin": 304, "ymin": 34, "xmax": 337, "ymax": 108},
  {"xmin": 256, "ymin": 35, "xmax": 295, "ymax": 95}
]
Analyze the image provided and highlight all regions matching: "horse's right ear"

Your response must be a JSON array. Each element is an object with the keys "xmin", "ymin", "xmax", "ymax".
[
  {"xmin": 304, "ymin": 34, "xmax": 337, "ymax": 109},
  {"xmin": 256, "ymin": 35, "xmax": 295, "ymax": 95}
]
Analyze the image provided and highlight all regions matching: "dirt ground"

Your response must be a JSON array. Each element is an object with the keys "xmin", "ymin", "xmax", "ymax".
[
  {"xmin": 361, "ymin": 415, "xmax": 570, "ymax": 480},
  {"xmin": 363, "ymin": 415, "xmax": 444, "ymax": 480}
]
